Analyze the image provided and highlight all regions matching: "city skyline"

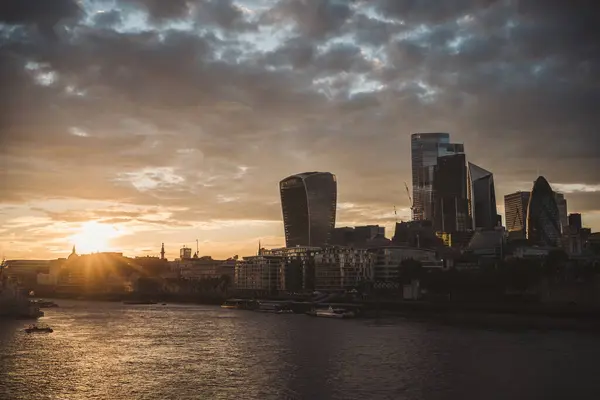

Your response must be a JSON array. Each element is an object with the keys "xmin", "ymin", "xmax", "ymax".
[{"xmin": 1, "ymin": 1, "xmax": 599, "ymax": 260}]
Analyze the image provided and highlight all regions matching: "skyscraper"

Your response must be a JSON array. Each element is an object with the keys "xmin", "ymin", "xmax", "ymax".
[
  {"xmin": 527, "ymin": 176, "xmax": 561, "ymax": 247},
  {"xmin": 433, "ymin": 153, "xmax": 469, "ymax": 233},
  {"xmin": 554, "ymin": 193, "xmax": 568, "ymax": 234},
  {"xmin": 411, "ymin": 133, "xmax": 464, "ymax": 221},
  {"xmin": 280, "ymin": 172, "xmax": 337, "ymax": 248},
  {"xmin": 568, "ymin": 213, "xmax": 582, "ymax": 231},
  {"xmin": 467, "ymin": 162, "xmax": 498, "ymax": 230},
  {"xmin": 504, "ymin": 191, "xmax": 531, "ymax": 239}
]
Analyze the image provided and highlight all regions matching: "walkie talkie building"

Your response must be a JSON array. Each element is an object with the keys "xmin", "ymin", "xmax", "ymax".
[{"xmin": 280, "ymin": 172, "xmax": 337, "ymax": 248}]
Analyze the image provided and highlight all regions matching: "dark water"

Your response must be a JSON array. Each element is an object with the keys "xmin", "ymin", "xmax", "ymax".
[{"xmin": 1, "ymin": 301, "xmax": 600, "ymax": 400}]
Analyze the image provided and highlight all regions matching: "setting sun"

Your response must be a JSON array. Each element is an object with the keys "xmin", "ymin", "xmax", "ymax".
[{"xmin": 69, "ymin": 221, "xmax": 121, "ymax": 254}]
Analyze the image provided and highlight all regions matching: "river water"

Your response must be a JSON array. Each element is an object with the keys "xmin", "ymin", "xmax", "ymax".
[{"xmin": 1, "ymin": 300, "xmax": 600, "ymax": 400}]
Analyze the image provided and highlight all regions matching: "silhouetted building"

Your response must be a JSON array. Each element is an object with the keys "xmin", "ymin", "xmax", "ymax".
[
  {"xmin": 330, "ymin": 225, "xmax": 388, "ymax": 248},
  {"xmin": 280, "ymin": 172, "xmax": 337, "ymax": 247},
  {"xmin": 355, "ymin": 225, "xmax": 385, "ymax": 241},
  {"xmin": 392, "ymin": 220, "xmax": 443, "ymax": 248},
  {"xmin": 568, "ymin": 213, "xmax": 582, "ymax": 231},
  {"xmin": 527, "ymin": 176, "xmax": 562, "ymax": 247},
  {"xmin": 180, "ymin": 246, "xmax": 192, "ymax": 260},
  {"xmin": 331, "ymin": 227, "xmax": 355, "ymax": 246},
  {"xmin": 554, "ymin": 193, "xmax": 568, "ymax": 234},
  {"xmin": 467, "ymin": 229, "xmax": 506, "ymax": 259},
  {"xmin": 411, "ymin": 133, "xmax": 464, "ymax": 221},
  {"xmin": 467, "ymin": 162, "xmax": 498, "ymax": 230},
  {"xmin": 433, "ymin": 153, "xmax": 469, "ymax": 233},
  {"xmin": 504, "ymin": 191, "xmax": 531, "ymax": 239}
]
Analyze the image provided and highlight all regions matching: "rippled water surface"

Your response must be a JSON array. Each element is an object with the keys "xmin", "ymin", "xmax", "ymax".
[{"xmin": 2, "ymin": 300, "xmax": 600, "ymax": 399}]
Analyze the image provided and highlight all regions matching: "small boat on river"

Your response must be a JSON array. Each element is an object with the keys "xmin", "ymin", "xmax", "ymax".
[
  {"xmin": 25, "ymin": 324, "xmax": 53, "ymax": 333},
  {"xmin": 310, "ymin": 306, "xmax": 355, "ymax": 319},
  {"xmin": 221, "ymin": 299, "xmax": 258, "ymax": 310},
  {"xmin": 255, "ymin": 302, "xmax": 294, "ymax": 314}
]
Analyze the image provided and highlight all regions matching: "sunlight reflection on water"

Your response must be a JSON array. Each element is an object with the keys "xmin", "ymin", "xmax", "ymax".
[{"xmin": 2, "ymin": 300, "xmax": 600, "ymax": 400}]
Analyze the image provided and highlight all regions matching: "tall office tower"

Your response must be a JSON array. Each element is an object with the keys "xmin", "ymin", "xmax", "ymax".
[
  {"xmin": 568, "ymin": 213, "xmax": 582, "ymax": 231},
  {"xmin": 411, "ymin": 133, "xmax": 464, "ymax": 221},
  {"xmin": 467, "ymin": 162, "xmax": 498, "ymax": 230},
  {"xmin": 554, "ymin": 193, "xmax": 568, "ymax": 234},
  {"xmin": 504, "ymin": 191, "xmax": 531, "ymax": 239},
  {"xmin": 527, "ymin": 176, "xmax": 562, "ymax": 247},
  {"xmin": 280, "ymin": 172, "xmax": 337, "ymax": 248},
  {"xmin": 433, "ymin": 153, "xmax": 469, "ymax": 233}
]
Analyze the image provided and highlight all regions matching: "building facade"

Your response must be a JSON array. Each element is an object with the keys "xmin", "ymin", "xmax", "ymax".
[
  {"xmin": 504, "ymin": 191, "xmax": 531, "ymax": 239},
  {"xmin": 261, "ymin": 246, "xmax": 321, "ymax": 292},
  {"xmin": 467, "ymin": 162, "xmax": 498, "ymax": 230},
  {"xmin": 234, "ymin": 256, "xmax": 283, "ymax": 293},
  {"xmin": 433, "ymin": 153, "xmax": 469, "ymax": 233},
  {"xmin": 280, "ymin": 172, "xmax": 337, "ymax": 247},
  {"xmin": 411, "ymin": 133, "xmax": 464, "ymax": 221},
  {"xmin": 313, "ymin": 247, "xmax": 374, "ymax": 291},
  {"xmin": 527, "ymin": 176, "xmax": 562, "ymax": 247},
  {"xmin": 554, "ymin": 193, "xmax": 568, "ymax": 234},
  {"xmin": 370, "ymin": 247, "xmax": 441, "ymax": 283},
  {"xmin": 568, "ymin": 213, "xmax": 583, "ymax": 231}
]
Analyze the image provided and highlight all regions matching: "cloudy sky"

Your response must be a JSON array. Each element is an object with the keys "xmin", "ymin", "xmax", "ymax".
[{"xmin": 0, "ymin": 0, "xmax": 598, "ymax": 260}]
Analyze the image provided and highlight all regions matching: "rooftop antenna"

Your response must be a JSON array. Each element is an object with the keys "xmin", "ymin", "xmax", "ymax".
[
  {"xmin": 393, "ymin": 206, "xmax": 398, "ymax": 223},
  {"xmin": 196, "ymin": 239, "xmax": 199, "ymax": 255},
  {"xmin": 258, "ymin": 239, "xmax": 262, "ymax": 256}
]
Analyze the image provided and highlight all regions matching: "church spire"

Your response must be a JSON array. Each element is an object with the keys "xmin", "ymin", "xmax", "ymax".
[{"xmin": 160, "ymin": 243, "xmax": 165, "ymax": 260}]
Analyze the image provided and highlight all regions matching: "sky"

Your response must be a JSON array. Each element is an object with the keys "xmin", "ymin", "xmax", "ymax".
[{"xmin": 0, "ymin": 0, "xmax": 599, "ymax": 260}]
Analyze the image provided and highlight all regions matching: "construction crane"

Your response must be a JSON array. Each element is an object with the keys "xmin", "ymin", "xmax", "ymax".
[{"xmin": 404, "ymin": 182, "xmax": 414, "ymax": 220}]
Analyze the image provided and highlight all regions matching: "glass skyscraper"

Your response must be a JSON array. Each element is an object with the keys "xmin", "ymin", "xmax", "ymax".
[
  {"xmin": 280, "ymin": 172, "xmax": 337, "ymax": 248},
  {"xmin": 554, "ymin": 192, "xmax": 568, "ymax": 234},
  {"xmin": 432, "ymin": 153, "xmax": 469, "ymax": 233},
  {"xmin": 504, "ymin": 191, "xmax": 531, "ymax": 238},
  {"xmin": 411, "ymin": 133, "xmax": 464, "ymax": 221},
  {"xmin": 467, "ymin": 162, "xmax": 498, "ymax": 230},
  {"xmin": 527, "ymin": 176, "xmax": 562, "ymax": 247}
]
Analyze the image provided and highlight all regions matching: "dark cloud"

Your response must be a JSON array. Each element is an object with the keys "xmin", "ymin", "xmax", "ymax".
[
  {"xmin": 376, "ymin": 0, "xmax": 500, "ymax": 23},
  {"xmin": 93, "ymin": 10, "xmax": 123, "ymax": 28},
  {"xmin": 0, "ymin": 0, "xmax": 81, "ymax": 37},
  {"xmin": 194, "ymin": 0, "xmax": 252, "ymax": 30},
  {"xmin": 262, "ymin": 37, "xmax": 315, "ymax": 68},
  {"xmin": 266, "ymin": 0, "xmax": 355, "ymax": 39},
  {"xmin": 121, "ymin": 0, "xmax": 191, "ymax": 21}
]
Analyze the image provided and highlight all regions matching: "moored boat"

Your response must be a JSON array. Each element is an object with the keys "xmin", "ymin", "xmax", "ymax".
[
  {"xmin": 221, "ymin": 299, "xmax": 258, "ymax": 310},
  {"xmin": 314, "ymin": 306, "xmax": 355, "ymax": 319},
  {"xmin": 25, "ymin": 324, "xmax": 53, "ymax": 333},
  {"xmin": 255, "ymin": 302, "xmax": 294, "ymax": 314}
]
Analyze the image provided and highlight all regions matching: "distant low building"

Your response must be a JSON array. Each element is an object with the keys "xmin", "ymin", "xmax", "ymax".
[
  {"xmin": 511, "ymin": 246, "xmax": 551, "ymax": 259},
  {"xmin": 170, "ymin": 256, "xmax": 234, "ymax": 280}
]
